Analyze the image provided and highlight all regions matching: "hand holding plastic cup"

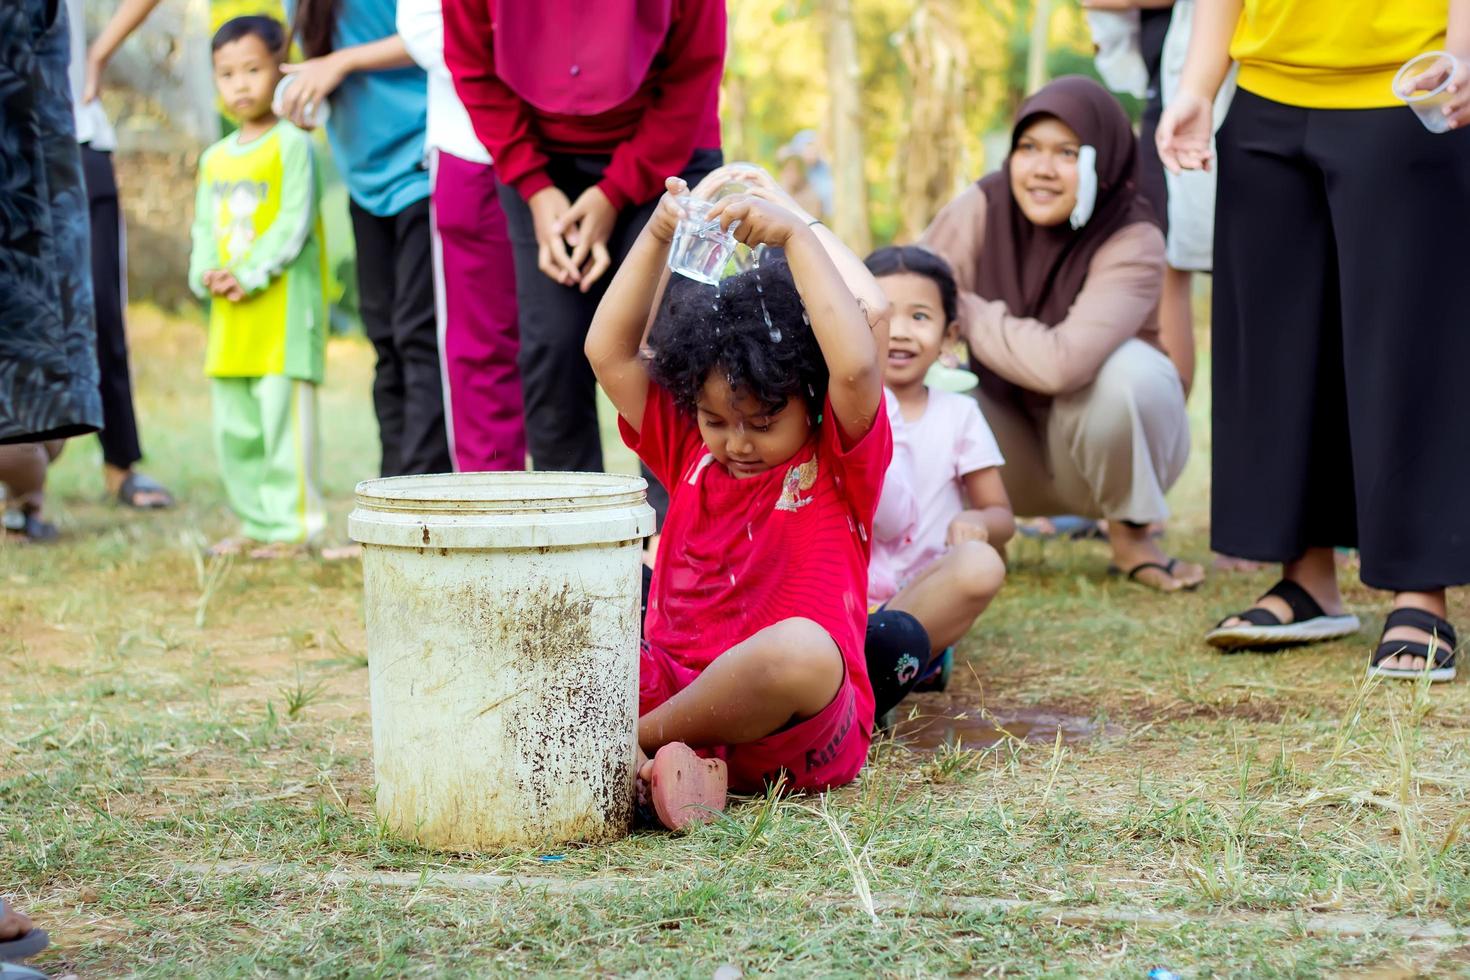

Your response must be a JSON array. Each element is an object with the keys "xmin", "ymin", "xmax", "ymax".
[
  {"xmin": 667, "ymin": 195, "xmax": 740, "ymax": 285},
  {"xmin": 273, "ymin": 75, "xmax": 330, "ymax": 130},
  {"xmin": 1393, "ymin": 51, "xmax": 1461, "ymax": 133}
]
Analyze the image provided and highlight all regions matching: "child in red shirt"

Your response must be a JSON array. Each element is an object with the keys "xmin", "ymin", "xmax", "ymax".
[{"xmin": 586, "ymin": 173, "xmax": 891, "ymax": 830}]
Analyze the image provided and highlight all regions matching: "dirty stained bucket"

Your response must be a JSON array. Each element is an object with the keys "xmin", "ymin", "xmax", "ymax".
[{"xmin": 349, "ymin": 472, "xmax": 654, "ymax": 851}]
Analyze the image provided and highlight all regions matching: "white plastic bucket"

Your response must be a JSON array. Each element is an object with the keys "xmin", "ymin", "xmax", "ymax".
[{"xmin": 348, "ymin": 472, "xmax": 655, "ymax": 851}]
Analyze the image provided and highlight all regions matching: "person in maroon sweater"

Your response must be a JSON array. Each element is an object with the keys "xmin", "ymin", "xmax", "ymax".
[{"xmin": 444, "ymin": 0, "xmax": 725, "ymax": 520}]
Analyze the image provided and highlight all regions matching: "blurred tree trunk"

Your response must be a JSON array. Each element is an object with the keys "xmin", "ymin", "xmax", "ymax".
[
  {"xmin": 823, "ymin": 0, "xmax": 871, "ymax": 253},
  {"xmin": 896, "ymin": 0, "xmax": 970, "ymax": 240},
  {"xmin": 1025, "ymin": 0, "xmax": 1054, "ymax": 94}
]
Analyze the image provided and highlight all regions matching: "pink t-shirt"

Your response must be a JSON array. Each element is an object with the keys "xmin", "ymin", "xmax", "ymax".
[{"xmin": 868, "ymin": 387, "xmax": 1005, "ymax": 605}]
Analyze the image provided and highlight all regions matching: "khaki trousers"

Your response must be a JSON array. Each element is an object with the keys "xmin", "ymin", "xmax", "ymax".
[
  {"xmin": 977, "ymin": 339, "xmax": 1189, "ymax": 525},
  {"xmin": 0, "ymin": 440, "xmax": 64, "ymax": 509}
]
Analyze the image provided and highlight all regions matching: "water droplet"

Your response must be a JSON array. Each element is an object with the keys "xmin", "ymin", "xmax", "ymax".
[
  {"xmin": 745, "ymin": 523, "xmax": 754, "ymax": 541},
  {"xmin": 807, "ymin": 384, "xmax": 815, "ymax": 398},
  {"xmin": 802, "ymin": 310, "xmax": 811, "ymax": 326},
  {"xmin": 728, "ymin": 573, "xmax": 737, "ymax": 586},
  {"xmin": 846, "ymin": 515, "xmax": 856, "ymax": 533},
  {"xmin": 857, "ymin": 522, "xmax": 868, "ymax": 543},
  {"xmin": 768, "ymin": 325, "xmax": 782, "ymax": 343}
]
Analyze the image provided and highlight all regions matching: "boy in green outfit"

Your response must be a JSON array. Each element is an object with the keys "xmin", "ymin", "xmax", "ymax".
[{"xmin": 189, "ymin": 15, "xmax": 327, "ymax": 558}]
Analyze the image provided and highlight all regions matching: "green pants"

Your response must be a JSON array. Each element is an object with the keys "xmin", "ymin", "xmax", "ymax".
[{"xmin": 212, "ymin": 375, "xmax": 324, "ymax": 543}]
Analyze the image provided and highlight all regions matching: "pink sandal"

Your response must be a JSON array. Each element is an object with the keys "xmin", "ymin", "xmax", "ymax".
[{"xmin": 649, "ymin": 742, "xmax": 727, "ymax": 831}]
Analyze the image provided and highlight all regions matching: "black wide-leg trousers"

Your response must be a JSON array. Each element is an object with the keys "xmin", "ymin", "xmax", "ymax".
[{"xmin": 1211, "ymin": 90, "xmax": 1470, "ymax": 592}]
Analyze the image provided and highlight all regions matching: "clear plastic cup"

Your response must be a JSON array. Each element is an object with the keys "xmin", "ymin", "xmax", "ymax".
[
  {"xmin": 273, "ymin": 75, "xmax": 330, "ymax": 129},
  {"xmin": 667, "ymin": 196, "xmax": 738, "ymax": 286},
  {"xmin": 1393, "ymin": 51, "xmax": 1459, "ymax": 134}
]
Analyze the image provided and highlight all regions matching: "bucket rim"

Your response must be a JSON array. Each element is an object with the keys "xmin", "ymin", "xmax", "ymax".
[{"xmin": 353, "ymin": 471, "xmax": 650, "ymax": 515}]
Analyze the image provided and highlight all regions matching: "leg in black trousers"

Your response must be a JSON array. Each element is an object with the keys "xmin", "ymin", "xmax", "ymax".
[
  {"xmin": 498, "ymin": 149, "xmax": 721, "ymax": 521},
  {"xmin": 352, "ymin": 202, "xmax": 406, "ymax": 478},
  {"xmin": 352, "ymin": 198, "xmax": 450, "ymax": 478},
  {"xmin": 79, "ymin": 146, "xmax": 142, "ymax": 470},
  {"xmin": 1210, "ymin": 91, "xmax": 1357, "ymax": 564},
  {"xmin": 386, "ymin": 199, "xmax": 449, "ymax": 476}
]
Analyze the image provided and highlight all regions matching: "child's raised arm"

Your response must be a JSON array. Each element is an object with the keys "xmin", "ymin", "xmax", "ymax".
[
  {"xmin": 585, "ymin": 177, "xmax": 688, "ymax": 433},
  {"xmin": 709, "ymin": 196, "xmax": 882, "ymax": 443}
]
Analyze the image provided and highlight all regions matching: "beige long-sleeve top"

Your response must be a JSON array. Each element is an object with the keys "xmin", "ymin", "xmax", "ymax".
[{"xmin": 920, "ymin": 184, "xmax": 1166, "ymax": 397}]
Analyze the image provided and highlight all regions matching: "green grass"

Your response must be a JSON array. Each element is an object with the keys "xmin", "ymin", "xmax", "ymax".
[{"xmin": 3, "ymin": 306, "xmax": 1468, "ymax": 977}]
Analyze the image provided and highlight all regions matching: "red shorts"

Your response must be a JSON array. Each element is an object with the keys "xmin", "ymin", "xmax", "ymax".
[{"xmin": 639, "ymin": 642, "xmax": 870, "ymax": 793}]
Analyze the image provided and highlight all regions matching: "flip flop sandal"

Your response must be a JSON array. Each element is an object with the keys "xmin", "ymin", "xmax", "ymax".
[
  {"xmin": 649, "ymin": 742, "xmax": 727, "ymax": 831},
  {"xmin": 1368, "ymin": 607, "xmax": 1457, "ymax": 683},
  {"xmin": 0, "ymin": 899, "xmax": 49, "ymax": 965},
  {"xmin": 1206, "ymin": 579, "xmax": 1361, "ymax": 651},
  {"xmin": 1107, "ymin": 558, "xmax": 1200, "ymax": 592},
  {"xmin": 2, "ymin": 510, "xmax": 58, "ymax": 543},
  {"xmin": 116, "ymin": 472, "xmax": 174, "ymax": 510}
]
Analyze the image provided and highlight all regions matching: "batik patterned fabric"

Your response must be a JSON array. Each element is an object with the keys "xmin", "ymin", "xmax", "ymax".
[{"xmin": 0, "ymin": 0, "xmax": 101, "ymax": 443}]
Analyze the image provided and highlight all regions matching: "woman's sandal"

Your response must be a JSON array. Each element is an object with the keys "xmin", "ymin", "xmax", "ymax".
[
  {"xmin": 1107, "ymin": 558, "xmax": 1202, "ymax": 593},
  {"xmin": 648, "ymin": 742, "xmax": 727, "ymax": 831},
  {"xmin": 1367, "ymin": 607, "xmax": 1457, "ymax": 683},
  {"xmin": 1206, "ymin": 579, "xmax": 1361, "ymax": 651}
]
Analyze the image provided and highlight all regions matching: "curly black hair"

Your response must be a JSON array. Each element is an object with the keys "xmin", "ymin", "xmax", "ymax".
[
  {"xmin": 646, "ymin": 252, "xmax": 828, "ymax": 421},
  {"xmin": 864, "ymin": 245, "xmax": 958, "ymax": 324}
]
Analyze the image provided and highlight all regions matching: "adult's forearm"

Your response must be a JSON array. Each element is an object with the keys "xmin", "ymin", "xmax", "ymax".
[
  {"xmin": 1177, "ymin": 0, "xmax": 1242, "ymax": 99},
  {"xmin": 89, "ymin": 0, "xmax": 166, "ymax": 67},
  {"xmin": 1449, "ymin": 0, "xmax": 1470, "ymax": 54},
  {"xmin": 335, "ymin": 35, "xmax": 415, "ymax": 74}
]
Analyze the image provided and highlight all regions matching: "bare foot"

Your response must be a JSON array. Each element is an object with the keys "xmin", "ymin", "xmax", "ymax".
[
  {"xmin": 208, "ymin": 535, "xmax": 256, "ymax": 557},
  {"xmin": 1213, "ymin": 553, "xmax": 1267, "ymax": 574},
  {"xmin": 247, "ymin": 542, "xmax": 309, "ymax": 560}
]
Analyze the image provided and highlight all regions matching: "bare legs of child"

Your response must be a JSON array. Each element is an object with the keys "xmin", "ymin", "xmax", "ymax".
[
  {"xmin": 636, "ymin": 618, "xmax": 844, "ymax": 830},
  {"xmin": 885, "ymin": 541, "xmax": 1006, "ymax": 656}
]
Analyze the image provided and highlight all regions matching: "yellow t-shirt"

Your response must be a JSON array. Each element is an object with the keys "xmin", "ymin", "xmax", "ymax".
[
  {"xmin": 188, "ymin": 121, "xmax": 326, "ymax": 381},
  {"xmin": 1231, "ymin": 0, "xmax": 1448, "ymax": 109}
]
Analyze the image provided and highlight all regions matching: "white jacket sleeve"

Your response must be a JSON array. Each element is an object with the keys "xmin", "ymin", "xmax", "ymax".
[{"xmin": 396, "ymin": 0, "xmax": 445, "ymax": 74}]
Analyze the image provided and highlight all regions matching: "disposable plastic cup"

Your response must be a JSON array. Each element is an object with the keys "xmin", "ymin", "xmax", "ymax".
[
  {"xmin": 272, "ymin": 75, "xmax": 330, "ymax": 129},
  {"xmin": 1393, "ymin": 51, "xmax": 1459, "ymax": 134},
  {"xmin": 667, "ymin": 196, "xmax": 738, "ymax": 286}
]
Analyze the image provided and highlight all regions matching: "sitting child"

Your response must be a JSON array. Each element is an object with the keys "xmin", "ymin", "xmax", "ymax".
[
  {"xmin": 586, "ymin": 176, "xmax": 891, "ymax": 830},
  {"xmin": 188, "ymin": 15, "xmax": 327, "ymax": 559},
  {"xmin": 864, "ymin": 246, "xmax": 1013, "ymax": 715}
]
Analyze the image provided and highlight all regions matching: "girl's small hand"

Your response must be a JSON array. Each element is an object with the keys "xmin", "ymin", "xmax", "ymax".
[
  {"xmin": 946, "ymin": 512, "xmax": 990, "ymax": 547},
  {"xmin": 707, "ymin": 194, "xmax": 806, "ymax": 249},
  {"xmin": 279, "ymin": 55, "xmax": 348, "ymax": 128},
  {"xmin": 647, "ymin": 177, "xmax": 690, "ymax": 244}
]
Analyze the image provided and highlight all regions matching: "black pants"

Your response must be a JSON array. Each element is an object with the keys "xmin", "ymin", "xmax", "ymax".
[
  {"xmin": 1134, "ymin": 7, "xmax": 1171, "ymax": 235},
  {"xmin": 498, "ymin": 148, "xmax": 722, "ymax": 520},
  {"xmin": 351, "ymin": 197, "xmax": 451, "ymax": 477},
  {"xmin": 78, "ymin": 147, "xmax": 143, "ymax": 469},
  {"xmin": 1211, "ymin": 90, "xmax": 1470, "ymax": 592}
]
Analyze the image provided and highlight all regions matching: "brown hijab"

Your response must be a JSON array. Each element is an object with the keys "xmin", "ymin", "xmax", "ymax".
[{"xmin": 973, "ymin": 76, "xmax": 1160, "ymax": 327}]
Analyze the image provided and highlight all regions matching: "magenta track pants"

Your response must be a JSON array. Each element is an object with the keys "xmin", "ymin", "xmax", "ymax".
[{"xmin": 430, "ymin": 150, "xmax": 527, "ymax": 472}]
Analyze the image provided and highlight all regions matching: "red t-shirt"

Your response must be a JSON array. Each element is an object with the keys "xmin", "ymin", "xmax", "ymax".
[{"xmin": 622, "ymin": 383, "xmax": 893, "ymax": 739}]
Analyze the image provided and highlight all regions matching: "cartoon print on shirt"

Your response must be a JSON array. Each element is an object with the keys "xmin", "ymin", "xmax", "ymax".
[
  {"xmin": 776, "ymin": 458, "xmax": 819, "ymax": 512},
  {"xmin": 215, "ymin": 179, "xmax": 269, "ymax": 259}
]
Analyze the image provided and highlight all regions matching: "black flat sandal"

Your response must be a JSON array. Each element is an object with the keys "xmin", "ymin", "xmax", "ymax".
[
  {"xmin": 1367, "ymin": 607, "xmax": 1457, "ymax": 683},
  {"xmin": 1206, "ymin": 579, "xmax": 1361, "ymax": 651}
]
